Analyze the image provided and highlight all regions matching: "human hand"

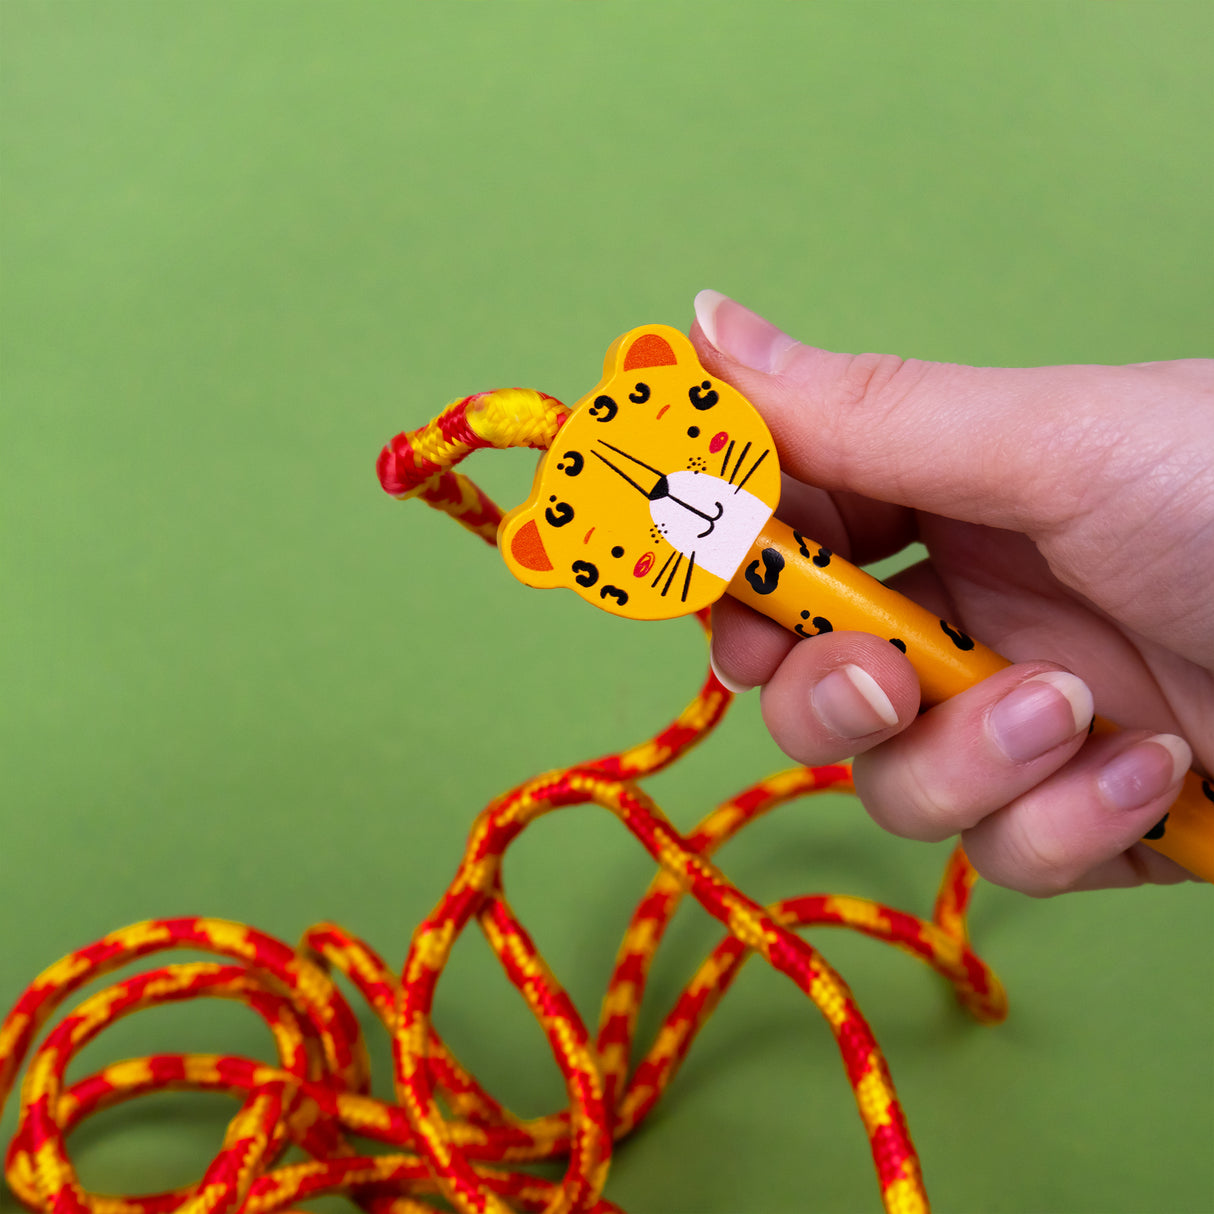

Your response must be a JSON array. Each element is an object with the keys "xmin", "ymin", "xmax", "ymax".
[{"xmin": 693, "ymin": 290, "xmax": 1213, "ymax": 895}]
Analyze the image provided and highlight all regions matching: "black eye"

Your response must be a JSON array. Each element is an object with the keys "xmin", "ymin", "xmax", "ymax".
[
  {"xmin": 687, "ymin": 426, "xmax": 700, "ymax": 438},
  {"xmin": 689, "ymin": 382, "xmax": 719, "ymax": 410},
  {"xmin": 629, "ymin": 383, "xmax": 651, "ymax": 404},
  {"xmin": 556, "ymin": 450, "xmax": 584, "ymax": 476}
]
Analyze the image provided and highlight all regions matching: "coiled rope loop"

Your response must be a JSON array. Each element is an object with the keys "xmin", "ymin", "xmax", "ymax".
[{"xmin": 0, "ymin": 390, "xmax": 1007, "ymax": 1214}]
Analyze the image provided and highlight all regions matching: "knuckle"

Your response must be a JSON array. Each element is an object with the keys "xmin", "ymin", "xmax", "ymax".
[
  {"xmin": 970, "ymin": 819, "xmax": 1080, "ymax": 898},
  {"xmin": 853, "ymin": 749, "xmax": 958, "ymax": 843},
  {"xmin": 830, "ymin": 352, "xmax": 911, "ymax": 414},
  {"xmin": 822, "ymin": 355, "xmax": 940, "ymax": 486}
]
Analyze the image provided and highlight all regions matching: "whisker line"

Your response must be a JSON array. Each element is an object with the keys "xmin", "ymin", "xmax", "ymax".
[{"xmin": 734, "ymin": 448, "xmax": 769, "ymax": 494}]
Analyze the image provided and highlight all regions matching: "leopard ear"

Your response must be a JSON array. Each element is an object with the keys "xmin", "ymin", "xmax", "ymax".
[
  {"xmin": 603, "ymin": 324, "xmax": 700, "ymax": 377},
  {"xmin": 499, "ymin": 505, "xmax": 561, "ymax": 589}
]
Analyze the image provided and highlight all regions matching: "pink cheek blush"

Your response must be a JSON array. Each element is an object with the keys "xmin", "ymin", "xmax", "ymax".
[
  {"xmin": 709, "ymin": 431, "xmax": 729, "ymax": 453},
  {"xmin": 633, "ymin": 552, "xmax": 655, "ymax": 578}
]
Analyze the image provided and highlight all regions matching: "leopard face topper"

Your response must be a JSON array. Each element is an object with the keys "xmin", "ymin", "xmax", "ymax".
[{"xmin": 499, "ymin": 325, "xmax": 782, "ymax": 620}]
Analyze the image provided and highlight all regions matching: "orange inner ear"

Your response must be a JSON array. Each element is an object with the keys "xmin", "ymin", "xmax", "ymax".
[
  {"xmin": 510, "ymin": 519, "xmax": 554, "ymax": 572},
  {"xmin": 624, "ymin": 333, "xmax": 677, "ymax": 371}
]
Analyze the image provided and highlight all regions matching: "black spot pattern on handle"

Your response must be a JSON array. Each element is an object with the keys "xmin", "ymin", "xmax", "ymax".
[
  {"xmin": 940, "ymin": 620, "xmax": 975, "ymax": 651},
  {"xmin": 791, "ymin": 532, "xmax": 832, "ymax": 568},
  {"xmin": 744, "ymin": 547, "xmax": 784, "ymax": 596},
  {"xmin": 1144, "ymin": 813, "xmax": 1169, "ymax": 841},
  {"xmin": 889, "ymin": 638, "xmax": 907, "ymax": 653},
  {"xmin": 794, "ymin": 610, "xmax": 833, "ymax": 638}
]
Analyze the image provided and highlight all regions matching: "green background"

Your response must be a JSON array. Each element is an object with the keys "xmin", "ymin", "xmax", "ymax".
[{"xmin": 3, "ymin": 3, "xmax": 1211, "ymax": 1212}]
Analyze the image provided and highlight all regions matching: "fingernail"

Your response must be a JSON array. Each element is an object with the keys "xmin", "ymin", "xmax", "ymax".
[
  {"xmin": 709, "ymin": 651, "xmax": 752, "ymax": 695},
  {"xmin": 1097, "ymin": 734, "xmax": 1191, "ymax": 812},
  {"xmin": 811, "ymin": 664, "xmax": 899, "ymax": 739},
  {"xmin": 989, "ymin": 671, "xmax": 1094, "ymax": 762},
  {"xmin": 694, "ymin": 289, "xmax": 801, "ymax": 374}
]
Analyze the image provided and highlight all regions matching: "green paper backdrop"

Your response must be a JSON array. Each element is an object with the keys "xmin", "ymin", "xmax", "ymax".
[{"xmin": 2, "ymin": 3, "xmax": 1211, "ymax": 1212}]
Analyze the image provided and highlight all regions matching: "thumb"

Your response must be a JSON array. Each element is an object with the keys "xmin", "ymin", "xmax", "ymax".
[{"xmin": 690, "ymin": 289, "xmax": 1121, "ymax": 537}]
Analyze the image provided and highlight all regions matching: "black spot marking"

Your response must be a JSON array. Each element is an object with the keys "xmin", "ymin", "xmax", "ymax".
[
  {"xmin": 743, "ymin": 547, "xmax": 784, "ymax": 596},
  {"xmin": 940, "ymin": 620, "xmax": 975, "ymax": 651},
  {"xmin": 794, "ymin": 610, "xmax": 833, "ymax": 638},
  {"xmin": 589, "ymin": 395, "xmax": 618, "ymax": 423},
  {"xmin": 572, "ymin": 561, "xmax": 598, "ymax": 587},
  {"xmin": 611, "ymin": 545, "xmax": 624, "ymax": 559},
  {"xmin": 889, "ymin": 638, "xmax": 907, "ymax": 653},
  {"xmin": 600, "ymin": 585, "xmax": 629, "ymax": 606},
  {"xmin": 689, "ymin": 381, "xmax": 719, "ymax": 410},
  {"xmin": 629, "ymin": 382, "xmax": 651, "ymax": 404},
  {"xmin": 792, "ymin": 532, "xmax": 832, "ymax": 568},
  {"xmin": 1143, "ymin": 813, "xmax": 1169, "ymax": 841},
  {"xmin": 545, "ymin": 502, "xmax": 575, "ymax": 528},
  {"xmin": 687, "ymin": 426, "xmax": 700, "ymax": 438}
]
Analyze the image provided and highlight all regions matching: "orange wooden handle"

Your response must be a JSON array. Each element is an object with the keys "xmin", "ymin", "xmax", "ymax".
[{"xmin": 727, "ymin": 516, "xmax": 1214, "ymax": 884}]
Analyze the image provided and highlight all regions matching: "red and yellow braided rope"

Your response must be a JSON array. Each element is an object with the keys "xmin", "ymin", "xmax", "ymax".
[{"xmin": 0, "ymin": 390, "xmax": 1007, "ymax": 1214}]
